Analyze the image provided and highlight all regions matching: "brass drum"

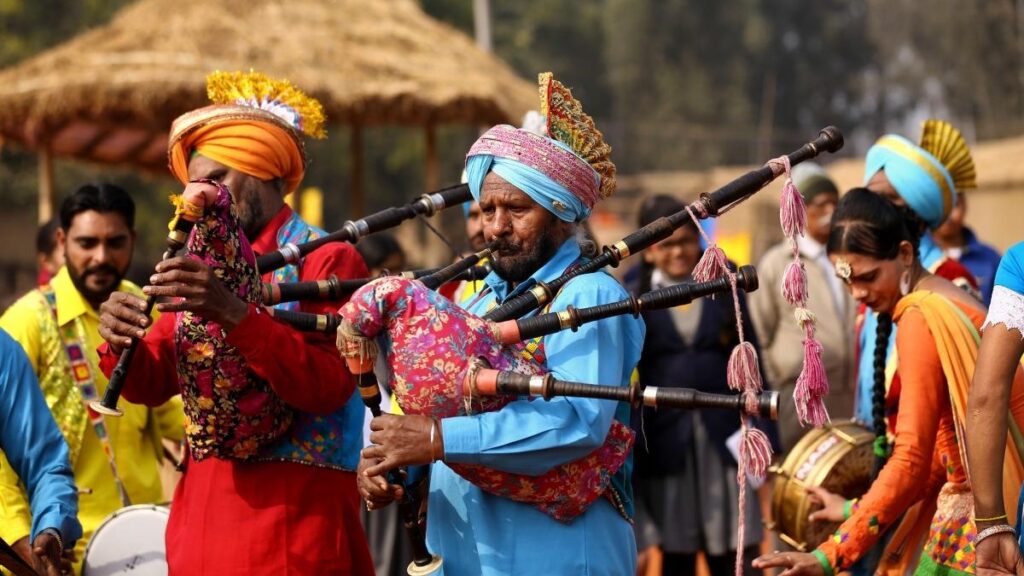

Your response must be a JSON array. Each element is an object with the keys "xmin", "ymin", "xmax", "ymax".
[{"xmin": 768, "ymin": 420, "xmax": 874, "ymax": 551}]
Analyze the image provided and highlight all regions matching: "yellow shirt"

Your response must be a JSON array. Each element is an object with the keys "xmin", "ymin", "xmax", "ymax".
[{"xmin": 0, "ymin": 267, "xmax": 183, "ymax": 567}]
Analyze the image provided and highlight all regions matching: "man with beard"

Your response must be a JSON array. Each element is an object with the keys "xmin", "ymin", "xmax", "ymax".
[
  {"xmin": 750, "ymin": 163, "xmax": 855, "ymax": 450},
  {"xmin": 0, "ymin": 183, "xmax": 184, "ymax": 572},
  {"xmin": 95, "ymin": 71, "xmax": 374, "ymax": 574},
  {"xmin": 358, "ymin": 73, "xmax": 645, "ymax": 575}
]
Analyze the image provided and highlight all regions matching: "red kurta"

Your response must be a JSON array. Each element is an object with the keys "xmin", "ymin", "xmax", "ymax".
[{"xmin": 98, "ymin": 206, "xmax": 374, "ymax": 575}]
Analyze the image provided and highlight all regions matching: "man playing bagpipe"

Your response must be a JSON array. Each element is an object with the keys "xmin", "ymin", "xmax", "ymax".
[
  {"xmin": 96, "ymin": 71, "xmax": 374, "ymax": 575},
  {"xmin": 356, "ymin": 73, "xmax": 646, "ymax": 576}
]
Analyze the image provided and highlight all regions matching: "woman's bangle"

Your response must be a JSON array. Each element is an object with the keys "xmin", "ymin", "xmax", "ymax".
[
  {"xmin": 843, "ymin": 498, "xmax": 859, "ymax": 520},
  {"xmin": 976, "ymin": 524, "xmax": 1016, "ymax": 546},
  {"xmin": 974, "ymin": 513, "xmax": 1008, "ymax": 523}
]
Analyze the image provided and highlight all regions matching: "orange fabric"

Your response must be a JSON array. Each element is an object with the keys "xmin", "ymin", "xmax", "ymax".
[
  {"xmin": 168, "ymin": 119, "xmax": 304, "ymax": 193},
  {"xmin": 817, "ymin": 292, "xmax": 1024, "ymax": 573}
]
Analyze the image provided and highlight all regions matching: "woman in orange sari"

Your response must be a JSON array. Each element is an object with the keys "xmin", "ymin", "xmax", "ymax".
[{"xmin": 755, "ymin": 188, "xmax": 1024, "ymax": 575}]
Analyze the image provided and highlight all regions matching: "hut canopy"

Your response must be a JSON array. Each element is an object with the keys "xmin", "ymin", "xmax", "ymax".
[{"xmin": 0, "ymin": 0, "xmax": 537, "ymax": 171}]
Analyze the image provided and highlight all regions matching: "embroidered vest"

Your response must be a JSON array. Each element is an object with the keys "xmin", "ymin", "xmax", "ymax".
[
  {"xmin": 30, "ymin": 291, "xmax": 90, "ymax": 464},
  {"xmin": 257, "ymin": 210, "xmax": 364, "ymax": 471}
]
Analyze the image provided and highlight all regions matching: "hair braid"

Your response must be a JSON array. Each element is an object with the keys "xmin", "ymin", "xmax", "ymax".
[{"xmin": 871, "ymin": 313, "xmax": 894, "ymax": 477}]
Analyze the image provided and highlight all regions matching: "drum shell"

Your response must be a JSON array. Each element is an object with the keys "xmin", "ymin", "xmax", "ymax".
[
  {"xmin": 83, "ymin": 504, "xmax": 170, "ymax": 576},
  {"xmin": 768, "ymin": 421, "xmax": 874, "ymax": 551}
]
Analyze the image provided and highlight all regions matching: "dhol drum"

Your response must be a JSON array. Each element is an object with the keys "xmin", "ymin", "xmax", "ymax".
[
  {"xmin": 83, "ymin": 505, "xmax": 169, "ymax": 576},
  {"xmin": 768, "ymin": 420, "xmax": 874, "ymax": 551}
]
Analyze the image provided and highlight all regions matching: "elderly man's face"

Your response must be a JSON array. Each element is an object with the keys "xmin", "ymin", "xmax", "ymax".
[
  {"xmin": 479, "ymin": 172, "xmax": 571, "ymax": 283},
  {"xmin": 188, "ymin": 154, "xmax": 283, "ymax": 240}
]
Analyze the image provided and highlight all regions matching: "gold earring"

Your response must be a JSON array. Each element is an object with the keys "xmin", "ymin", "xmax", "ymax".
[{"xmin": 835, "ymin": 257, "xmax": 852, "ymax": 284}]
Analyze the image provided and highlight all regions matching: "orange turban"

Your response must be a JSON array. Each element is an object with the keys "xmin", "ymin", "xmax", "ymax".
[{"xmin": 168, "ymin": 107, "xmax": 306, "ymax": 194}]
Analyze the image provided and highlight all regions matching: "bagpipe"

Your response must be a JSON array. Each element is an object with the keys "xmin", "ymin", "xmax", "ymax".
[
  {"xmin": 98, "ymin": 180, "xmax": 293, "ymax": 458},
  {"xmin": 465, "ymin": 366, "xmax": 779, "ymax": 419},
  {"xmin": 281, "ymin": 262, "xmax": 759, "ymax": 337},
  {"xmin": 94, "ymin": 124, "xmax": 844, "ymax": 573},
  {"xmin": 333, "ymin": 126, "xmax": 844, "ymax": 542},
  {"xmin": 261, "ymin": 263, "xmax": 493, "ymax": 306},
  {"xmin": 254, "ymin": 183, "xmax": 472, "ymax": 273},
  {"xmin": 92, "ymin": 181, "xmax": 479, "ymax": 415},
  {"xmin": 333, "ymin": 265, "xmax": 765, "ymax": 522},
  {"xmin": 91, "ymin": 185, "xmax": 207, "ymax": 417},
  {"xmin": 483, "ymin": 126, "xmax": 843, "ymax": 322}
]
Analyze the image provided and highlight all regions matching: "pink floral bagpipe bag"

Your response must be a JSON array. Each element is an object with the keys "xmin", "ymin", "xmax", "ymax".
[
  {"xmin": 173, "ymin": 180, "xmax": 293, "ymax": 460},
  {"xmin": 337, "ymin": 275, "xmax": 634, "ymax": 522}
]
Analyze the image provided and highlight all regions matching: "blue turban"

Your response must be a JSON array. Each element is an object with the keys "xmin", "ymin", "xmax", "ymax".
[
  {"xmin": 864, "ymin": 134, "xmax": 956, "ymax": 229},
  {"xmin": 465, "ymin": 138, "xmax": 594, "ymax": 223}
]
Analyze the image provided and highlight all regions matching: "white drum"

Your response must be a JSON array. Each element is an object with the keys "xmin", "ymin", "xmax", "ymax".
[{"xmin": 83, "ymin": 505, "xmax": 170, "ymax": 576}]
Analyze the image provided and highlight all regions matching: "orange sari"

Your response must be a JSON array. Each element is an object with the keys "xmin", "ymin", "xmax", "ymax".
[{"xmin": 817, "ymin": 291, "xmax": 1024, "ymax": 575}]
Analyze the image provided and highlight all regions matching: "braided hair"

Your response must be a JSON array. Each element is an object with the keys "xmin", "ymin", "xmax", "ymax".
[
  {"xmin": 826, "ymin": 188, "xmax": 924, "ymax": 476},
  {"xmin": 871, "ymin": 313, "xmax": 893, "ymax": 474}
]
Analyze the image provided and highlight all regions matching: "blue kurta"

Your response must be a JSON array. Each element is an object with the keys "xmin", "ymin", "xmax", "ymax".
[
  {"xmin": 430, "ymin": 239, "xmax": 645, "ymax": 575},
  {"xmin": 0, "ymin": 328, "xmax": 82, "ymax": 544}
]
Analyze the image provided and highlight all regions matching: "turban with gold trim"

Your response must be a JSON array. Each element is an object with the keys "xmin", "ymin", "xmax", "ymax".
[
  {"xmin": 864, "ymin": 120, "xmax": 976, "ymax": 229},
  {"xmin": 168, "ymin": 71, "xmax": 326, "ymax": 194}
]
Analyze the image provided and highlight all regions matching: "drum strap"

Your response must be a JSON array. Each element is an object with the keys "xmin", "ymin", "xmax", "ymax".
[{"xmin": 42, "ymin": 286, "xmax": 132, "ymax": 507}]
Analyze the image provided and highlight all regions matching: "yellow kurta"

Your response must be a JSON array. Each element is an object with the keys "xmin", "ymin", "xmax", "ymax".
[{"xmin": 0, "ymin": 267, "xmax": 183, "ymax": 569}]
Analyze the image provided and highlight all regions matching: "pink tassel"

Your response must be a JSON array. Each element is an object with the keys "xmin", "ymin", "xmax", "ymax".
[
  {"xmin": 740, "ymin": 425, "xmax": 772, "ymax": 481},
  {"xmin": 692, "ymin": 244, "xmax": 728, "ymax": 283},
  {"xmin": 795, "ymin": 394, "xmax": 829, "ymax": 428},
  {"xmin": 799, "ymin": 337, "xmax": 829, "ymax": 397},
  {"xmin": 779, "ymin": 177, "xmax": 806, "ymax": 238},
  {"xmin": 782, "ymin": 260, "xmax": 808, "ymax": 307},
  {"xmin": 794, "ymin": 335, "xmax": 830, "ymax": 428},
  {"xmin": 734, "ymin": 418, "xmax": 774, "ymax": 576},
  {"xmin": 727, "ymin": 341, "xmax": 763, "ymax": 393}
]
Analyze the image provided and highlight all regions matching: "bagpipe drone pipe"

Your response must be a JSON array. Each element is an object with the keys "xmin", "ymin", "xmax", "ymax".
[
  {"xmin": 332, "ymin": 265, "xmax": 766, "ymax": 522},
  {"xmin": 254, "ymin": 183, "xmax": 473, "ymax": 273},
  {"xmin": 482, "ymin": 126, "xmax": 843, "ymax": 322}
]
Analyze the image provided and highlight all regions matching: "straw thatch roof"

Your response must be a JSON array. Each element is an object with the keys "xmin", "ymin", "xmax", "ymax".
[{"xmin": 0, "ymin": 0, "xmax": 537, "ymax": 171}]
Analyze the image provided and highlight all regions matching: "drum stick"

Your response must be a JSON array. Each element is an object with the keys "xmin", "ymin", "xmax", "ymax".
[{"xmin": 0, "ymin": 536, "xmax": 40, "ymax": 576}]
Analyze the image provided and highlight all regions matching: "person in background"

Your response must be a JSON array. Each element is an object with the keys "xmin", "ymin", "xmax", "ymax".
[
  {"xmin": 856, "ymin": 120, "xmax": 980, "ymax": 428},
  {"xmin": 630, "ymin": 194, "xmax": 771, "ymax": 576},
  {"xmin": 35, "ymin": 217, "xmax": 64, "ymax": 287},
  {"xmin": 444, "ymin": 200, "xmax": 488, "ymax": 305},
  {"xmin": 933, "ymin": 194, "xmax": 1002, "ymax": 305},
  {"xmin": 0, "ymin": 183, "xmax": 183, "ymax": 573},
  {"xmin": 0, "ymin": 328, "xmax": 82, "ymax": 576},
  {"xmin": 356, "ymin": 233, "xmax": 406, "ymax": 278},
  {"xmin": 749, "ymin": 162, "xmax": 855, "ymax": 450}
]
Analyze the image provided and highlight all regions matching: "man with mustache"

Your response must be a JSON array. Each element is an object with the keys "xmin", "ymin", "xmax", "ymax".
[
  {"xmin": 0, "ymin": 183, "xmax": 184, "ymax": 573},
  {"xmin": 95, "ymin": 71, "xmax": 374, "ymax": 574},
  {"xmin": 358, "ymin": 74, "xmax": 645, "ymax": 575},
  {"xmin": 749, "ymin": 163, "xmax": 855, "ymax": 450}
]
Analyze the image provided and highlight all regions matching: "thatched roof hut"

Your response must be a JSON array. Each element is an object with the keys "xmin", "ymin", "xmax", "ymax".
[{"xmin": 0, "ymin": 0, "xmax": 537, "ymax": 218}]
